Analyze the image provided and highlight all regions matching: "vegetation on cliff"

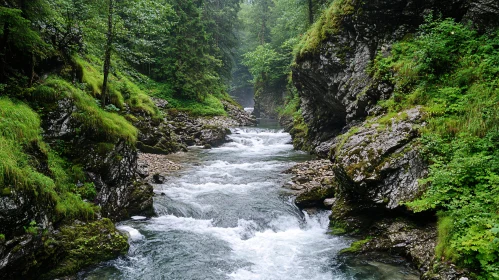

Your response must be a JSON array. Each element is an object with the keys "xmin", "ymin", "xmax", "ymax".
[{"xmin": 370, "ymin": 18, "xmax": 499, "ymax": 278}]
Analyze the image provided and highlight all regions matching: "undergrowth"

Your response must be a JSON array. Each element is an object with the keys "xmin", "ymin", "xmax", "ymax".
[
  {"xmin": 294, "ymin": 0, "xmax": 355, "ymax": 57},
  {"xmin": 371, "ymin": 17, "xmax": 499, "ymax": 278},
  {"xmin": 144, "ymin": 81, "xmax": 227, "ymax": 116},
  {"xmin": 36, "ymin": 76, "xmax": 138, "ymax": 144},
  {"xmin": 0, "ymin": 97, "xmax": 97, "ymax": 220}
]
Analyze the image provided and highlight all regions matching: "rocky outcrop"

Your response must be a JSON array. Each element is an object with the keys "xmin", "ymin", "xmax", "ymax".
[
  {"xmin": 283, "ymin": 160, "xmax": 337, "ymax": 208},
  {"xmin": 330, "ymin": 108, "xmax": 427, "ymax": 210},
  {"xmin": 0, "ymin": 219, "xmax": 129, "ymax": 280},
  {"xmin": 283, "ymin": 108, "xmax": 467, "ymax": 277},
  {"xmin": 253, "ymin": 78, "xmax": 286, "ymax": 119},
  {"xmin": 43, "ymin": 98, "xmax": 153, "ymax": 221},
  {"xmin": 292, "ymin": 0, "xmax": 499, "ymax": 149}
]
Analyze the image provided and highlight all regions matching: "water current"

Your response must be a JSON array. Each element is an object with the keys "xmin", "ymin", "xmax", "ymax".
[{"xmin": 81, "ymin": 120, "xmax": 419, "ymax": 280}]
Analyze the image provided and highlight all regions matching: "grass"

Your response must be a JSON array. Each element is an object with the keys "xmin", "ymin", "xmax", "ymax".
[
  {"xmin": 0, "ymin": 97, "xmax": 97, "ymax": 220},
  {"xmin": 294, "ymin": 0, "xmax": 355, "ymax": 57},
  {"xmin": 145, "ymin": 80, "xmax": 228, "ymax": 116},
  {"xmin": 40, "ymin": 76, "xmax": 138, "ymax": 144},
  {"xmin": 74, "ymin": 55, "xmax": 159, "ymax": 117}
]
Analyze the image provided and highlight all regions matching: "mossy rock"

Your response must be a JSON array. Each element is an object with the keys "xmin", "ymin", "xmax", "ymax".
[
  {"xmin": 340, "ymin": 237, "xmax": 373, "ymax": 254},
  {"xmin": 295, "ymin": 184, "xmax": 336, "ymax": 208},
  {"xmin": 42, "ymin": 219, "xmax": 129, "ymax": 279}
]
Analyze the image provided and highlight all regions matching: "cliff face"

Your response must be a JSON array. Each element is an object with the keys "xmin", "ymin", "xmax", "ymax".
[
  {"xmin": 290, "ymin": 0, "xmax": 499, "ymax": 277},
  {"xmin": 253, "ymin": 78, "xmax": 287, "ymax": 119},
  {"xmin": 292, "ymin": 0, "xmax": 499, "ymax": 150}
]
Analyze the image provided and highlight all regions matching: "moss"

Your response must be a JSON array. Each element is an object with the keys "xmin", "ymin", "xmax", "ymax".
[
  {"xmin": 0, "ymin": 96, "xmax": 99, "ymax": 220},
  {"xmin": 1, "ymin": 187, "xmax": 11, "ymax": 196},
  {"xmin": 331, "ymin": 126, "xmax": 360, "ymax": 159},
  {"xmin": 330, "ymin": 222, "xmax": 348, "ymax": 235},
  {"xmin": 42, "ymin": 219, "xmax": 129, "ymax": 279},
  {"xmin": 0, "ymin": 234, "xmax": 5, "ymax": 241},
  {"xmin": 296, "ymin": 186, "xmax": 336, "ymax": 205},
  {"xmin": 295, "ymin": 0, "xmax": 356, "ymax": 57},
  {"xmin": 74, "ymin": 56, "xmax": 160, "ymax": 117},
  {"xmin": 290, "ymin": 110, "xmax": 312, "ymax": 150},
  {"xmin": 340, "ymin": 236, "xmax": 373, "ymax": 254},
  {"xmin": 43, "ymin": 76, "xmax": 138, "ymax": 144}
]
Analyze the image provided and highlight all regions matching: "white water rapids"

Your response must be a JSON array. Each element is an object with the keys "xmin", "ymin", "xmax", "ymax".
[{"xmin": 81, "ymin": 121, "xmax": 419, "ymax": 280}]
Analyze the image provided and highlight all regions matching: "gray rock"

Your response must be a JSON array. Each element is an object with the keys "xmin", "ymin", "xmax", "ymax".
[{"xmin": 152, "ymin": 173, "xmax": 166, "ymax": 184}]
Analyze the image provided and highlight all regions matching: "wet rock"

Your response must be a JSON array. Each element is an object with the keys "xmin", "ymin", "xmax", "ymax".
[
  {"xmin": 284, "ymin": 160, "xmax": 337, "ymax": 208},
  {"xmin": 324, "ymin": 198, "xmax": 336, "ymax": 207},
  {"xmin": 136, "ymin": 162, "xmax": 149, "ymax": 179},
  {"xmin": 152, "ymin": 173, "xmax": 167, "ymax": 184},
  {"xmin": 253, "ymin": 78, "xmax": 286, "ymax": 119},
  {"xmin": 138, "ymin": 153, "xmax": 182, "ymax": 180},
  {"xmin": 203, "ymin": 144, "xmax": 212, "ymax": 149}
]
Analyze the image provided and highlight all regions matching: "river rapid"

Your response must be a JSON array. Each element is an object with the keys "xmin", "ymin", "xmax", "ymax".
[{"xmin": 81, "ymin": 120, "xmax": 419, "ymax": 280}]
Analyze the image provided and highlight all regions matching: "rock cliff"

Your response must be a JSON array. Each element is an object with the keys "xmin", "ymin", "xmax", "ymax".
[
  {"xmin": 289, "ymin": 0, "xmax": 499, "ymax": 278},
  {"xmin": 293, "ymin": 0, "xmax": 499, "ymax": 150}
]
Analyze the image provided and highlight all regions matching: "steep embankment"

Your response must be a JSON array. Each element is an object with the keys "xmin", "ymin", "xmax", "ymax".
[{"xmin": 290, "ymin": 0, "xmax": 499, "ymax": 278}]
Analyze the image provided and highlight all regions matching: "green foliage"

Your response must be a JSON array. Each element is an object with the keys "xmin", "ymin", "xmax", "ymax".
[
  {"xmin": 0, "ymin": 234, "xmax": 5, "ymax": 241},
  {"xmin": 435, "ymin": 213, "xmax": 458, "ymax": 262},
  {"xmin": 278, "ymin": 88, "xmax": 301, "ymax": 118},
  {"xmin": 42, "ymin": 76, "xmax": 138, "ymax": 144},
  {"xmin": 242, "ymin": 44, "xmax": 287, "ymax": 83},
  {"xmin": 145, "ymin": 81, "xmax": 227, "ymax": 116},
  {"xmin": 294, "ymin": 0, "xmax": 355, "ymax": 57},
  {"xmin": 24, "ymin": 220, "xmax": 38, "ymax": 235},
  {"xmin": 0, "ymin": 97, "xmax": 97, "ymax": 220},
  {"xmin": 372, "ymin": 18, "xmax": 499, "ymax": 278},
  {"xmin": 0, "ymin": 7, "xmax": 51, "ymax": 57},
  {"xmin": 74, "ymin": 56, "xmax": 159, "ymax": 117}
]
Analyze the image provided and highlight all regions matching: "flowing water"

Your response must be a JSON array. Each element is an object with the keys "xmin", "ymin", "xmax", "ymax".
[{"xmin": 81, "ymin": 120, "xmax": 419, "ymax": 280}]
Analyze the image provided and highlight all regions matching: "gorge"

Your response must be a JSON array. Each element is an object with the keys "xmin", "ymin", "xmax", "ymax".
[{"xmin": 1, "ymin": 0, "xmax": 499, "ymax": 279}]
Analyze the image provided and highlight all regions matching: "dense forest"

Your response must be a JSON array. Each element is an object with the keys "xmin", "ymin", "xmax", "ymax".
[{"xmin": 1, "ymin": 0, "xmax": 499, "ymax": 279}]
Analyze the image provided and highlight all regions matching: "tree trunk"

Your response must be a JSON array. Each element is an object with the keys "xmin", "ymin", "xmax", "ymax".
[
  {"xmin": 308, "ymin": 0, "xmax": 314, "ymax": 25},
  {"xmin": 102, "ymin": 0, "xmax": 114, "ymax": 107},
  {"xmin": 0, "ymin": 22, "xmax": 10, "ymax": 81}
]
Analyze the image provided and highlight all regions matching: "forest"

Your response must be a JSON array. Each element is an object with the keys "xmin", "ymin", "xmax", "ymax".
[{"xmin": 1, "ymin": 0, "xmax": 498, "ymax": 279}]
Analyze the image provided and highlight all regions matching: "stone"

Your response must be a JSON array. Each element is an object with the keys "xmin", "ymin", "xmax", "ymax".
[
  {"xmin": 203, "ymin": 144, "xmax": 212, "ymax": 149},
  {"xmin": 153, "ymin": 173, "xmax": 167, "ymax": 184},
  {"xmin": 324, "ymin": 198, "xmax": 336, "ymax": 207}
]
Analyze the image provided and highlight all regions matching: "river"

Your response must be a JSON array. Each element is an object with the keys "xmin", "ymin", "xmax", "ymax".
[{"xmin": 81, "ymin": 120, "xmax": 419, "ymax": 280}]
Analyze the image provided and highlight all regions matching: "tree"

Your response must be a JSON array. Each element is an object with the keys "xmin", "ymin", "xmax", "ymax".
[{"xmin": 101, "ymin": 0, "xmax": 114, "ymax": 106}]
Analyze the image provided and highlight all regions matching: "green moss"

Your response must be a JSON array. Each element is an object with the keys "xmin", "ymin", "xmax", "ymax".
[
  {"xmin": 331, "ymin": 126, "xmax": 360, "ymax": 159},
  {"xmin": 289, "ymin": 110, "xmax": 312, "ymax": 150},
  {"xmin": 0, "ymin": 234, "xmax": 5, "ymax": 241},
  {"xmin": 43, "ymin": 76, "xmax": 138, "ymax": 144},
  {"xmin": 0, "ymin": 96, "xmax": 98, "ymax": 220},
  {"xmin": 74, "ymin": 56, "xmax": 160, "ymax": 117},
  {"xmin": 330, "ymin": 221, "xmax": 348, "ymax": 235},
  {"xmin": 42, "ymin": 219, "xmax": 129, "ymax": 279},
  {"xmin": 295, "ymin": 0, "xmax": 356, "ymax": 57},
  {"xmin": 340, "ymin": 237, "xmax": 373, "ymax": 254}
]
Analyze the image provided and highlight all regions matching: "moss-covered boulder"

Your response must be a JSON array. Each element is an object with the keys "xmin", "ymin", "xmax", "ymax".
[{"xmin": 41, "ymin": 219, "xmax": 129, "ymax": 279}]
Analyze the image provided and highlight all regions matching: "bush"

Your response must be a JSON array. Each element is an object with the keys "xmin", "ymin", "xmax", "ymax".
[{"xmin": 372, "ymin": 18, "xmax": 499, "ymax": 278}]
